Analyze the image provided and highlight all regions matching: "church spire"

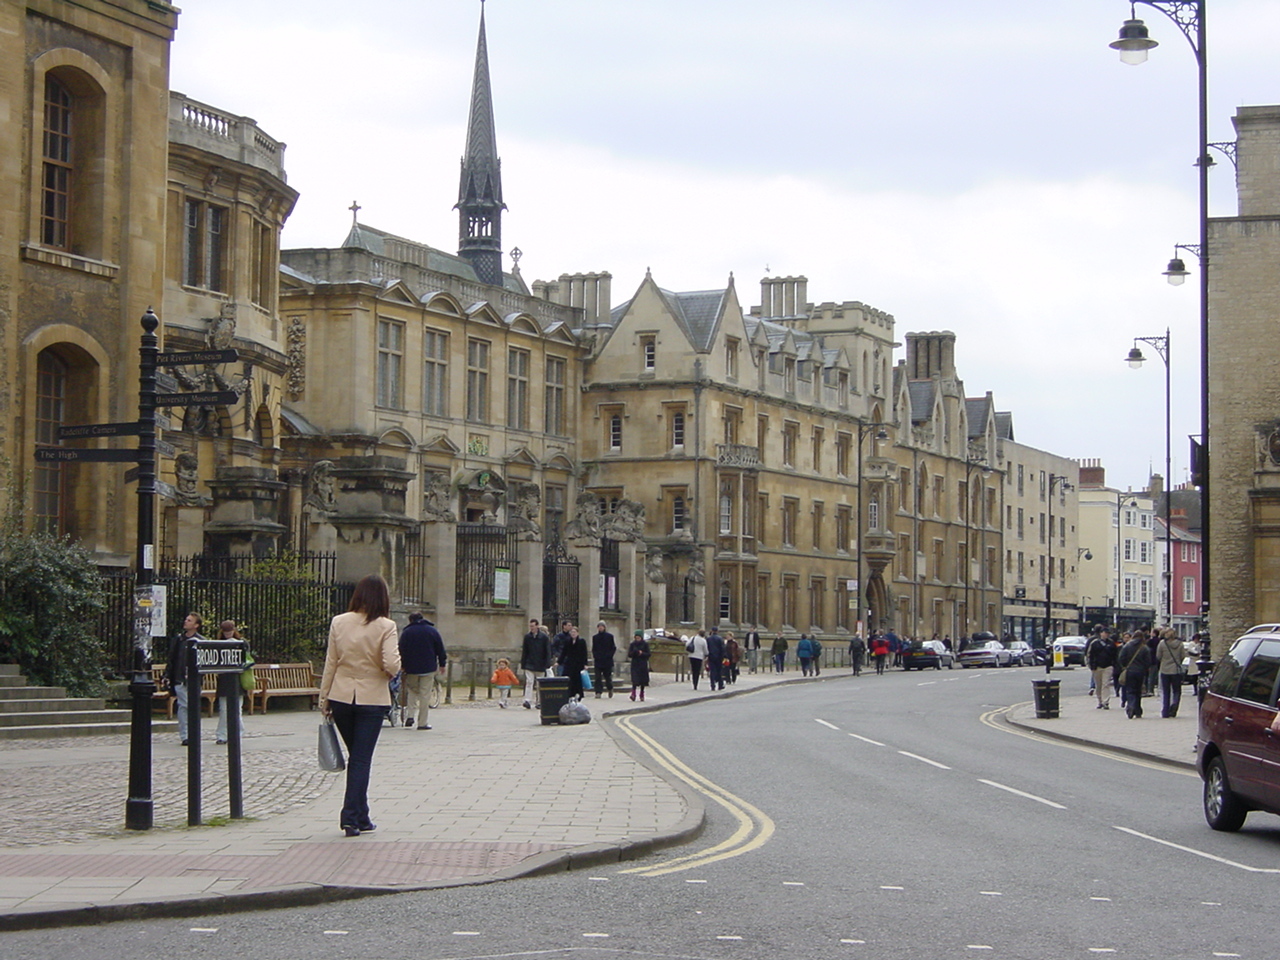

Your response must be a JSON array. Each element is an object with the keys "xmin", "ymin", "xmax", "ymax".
[{"xmin": 455, "ymin": 1, "xmax": 506, "ymax": 287}]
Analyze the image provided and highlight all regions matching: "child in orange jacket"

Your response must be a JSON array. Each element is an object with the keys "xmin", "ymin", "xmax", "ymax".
[{"xmin": 491, "ymin": 658, "xmax": 520, "ymax": 708}]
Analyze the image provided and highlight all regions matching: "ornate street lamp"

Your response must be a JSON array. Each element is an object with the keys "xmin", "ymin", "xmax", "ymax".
[
  {"xmin": 1126, "ymin": 329, "xmax": 1173, "ymax": 626},
  {"xmin": 1108, "ymin": 0, "xmax": 1211, "ymax": 637}
]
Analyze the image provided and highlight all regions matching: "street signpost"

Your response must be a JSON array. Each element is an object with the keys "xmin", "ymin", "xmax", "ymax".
[
  {"xmin": 155, "ymin": 391, "xmax": 240, "ymax": 407},
  {"xmin": 157, "ymin": 348, "xmax": 239, "ymax": 366},
  {"xmin": 35, "ymin": 447, "xmax": 142, "ymax": 462},
  {"xmin": 154, "ymin": 371, "xmax": 179, "ymax": 394},
  {"xmin": 57, "ymin": 421, "xmax": 143, "ymax": 439}
]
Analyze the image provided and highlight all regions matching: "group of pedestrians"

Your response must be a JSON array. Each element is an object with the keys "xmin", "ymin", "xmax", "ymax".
[{"xmin": 1086, "ymin": 626, "xmax": 1198, "ymax": 719}]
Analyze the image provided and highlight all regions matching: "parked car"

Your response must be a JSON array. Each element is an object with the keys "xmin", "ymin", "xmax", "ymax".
[
  {"xmin": 1007, "ymin": 641, "xmax": 1037, "ymax": 666},
  {"xmin": 1197, "ymin": 625, "xmax": 1280, "ymax": 831},
  {"xmin": 903, "ymin": 640, "xmax": 954, "ymax": 671},
  {"xmin": 1051, "ymin": 636, "xmax": 1088, "ymax": 666},
  {"xmin": 958, "ymin": 640, "xmax": 1014, "ymax": 668}
]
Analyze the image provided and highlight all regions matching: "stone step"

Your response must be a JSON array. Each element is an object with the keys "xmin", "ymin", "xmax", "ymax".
[
  {"xmin": 0, "ymin": 675, "xmax": 28, "ymax": 688},
  {"xmin": 0, "ymin": 708, "xmax": 131, "ymax": 727},
  {"xmin": 0, "ymin": 686, "xmax": 68, "ymax": 701},
  {"xmin": 0, "ymin": 664, "xmax": 20, "ymax": 677},
  {"xmin": 0, "ymin": 697, "xmax": 107, "ymax": 713},
  {"xmin": 0, "ymin": 720, "xmax": 179, "ymax": 740}
]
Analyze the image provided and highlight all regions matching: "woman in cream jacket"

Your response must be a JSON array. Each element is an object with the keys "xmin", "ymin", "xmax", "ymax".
[{"xmin": 320, "ymin": 574, "xmax": 400, "ymax": 836}]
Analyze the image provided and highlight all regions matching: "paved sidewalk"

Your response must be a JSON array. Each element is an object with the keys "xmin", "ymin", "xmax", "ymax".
[{"xmin": 0, "ymin": 664, "xmax": 1201, "ymax": 929}]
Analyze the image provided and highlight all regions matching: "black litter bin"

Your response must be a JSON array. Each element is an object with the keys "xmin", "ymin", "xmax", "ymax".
[
  {"xmin": 536, "ymin": 676, "xmax": 572, "ymax": 725},
  {"xmin": 1031, "ymin": 678, "xmax": 1060, "ymax": 719}
]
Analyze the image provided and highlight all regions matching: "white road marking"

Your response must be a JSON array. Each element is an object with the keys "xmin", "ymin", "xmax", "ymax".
[
  {"xmin": 815, "ymin": 718, "xmax": 840, "ymax": 730},
  {"xmin": 978, "ymin": 778, "xmax": 1066, "ymax": 809},
  {"xmin": 1213, "ymin": 954, "xmax": 1241, "ymax": 958},
  {"xmin": 452, "ymin": 931, "xmax": 480, "ymax": 936},
  {"xmin": 588, "ymin": 876, "xmax": 609, "ymax": 881},
  {"xmin": 880, "ymin": 885, "xmax": 904, "ymax": 890},
  {"xmin": 967, "ymin": 946, "xmax": 993, "ymax": 951},
  {"xmin": 849, "ymin": 733, "xmax": 885, "ymax": 746},
  {"xmin": 1202, "ymin": 901, "xmax": 1222, "ymax": 906},
  {"xmin": 918, "ymin": 681, "xmax": 937, "ymax": 686},
  {"xmin": 899, "ymin": 750, "xmax": 952, "ymax": 770},
  {"xmin": 782, "ymin": 881, "xmax": 805, "ymax": 886},
  {"xmin": 583, "ymin": 933, "xmax": 609, "ymax": 938},
  {"xmin": 716, "ymin": 935, "xmax": 744, "ymax": 940},
  {"xmin": 1114, "ymin": 825, "xmax": 1280, "ymax": 873},
  {"xmin": 979, "ymin": 891, "xmax": 1002, "ymax": 896},
  {"xmin": 1087, "ymin": 949, "xmax": 1116, "ymax": 954},
  {"xmin": 686, "ymin": 878, "xmax": 708, "ymax": 883},
  {"xmin": 322, "ymin": 931, "xmax": 348, "ymax": 936},
  {"xmin": 1090, "ymin": 897, "xmax": 1112, "ymax": 902},
  {"xmin": 840, "ymin": 939, "xmax": 867, "ymax": 945},
  {"xmin": 189, "ymin": 928, "xmax": 218, "ymax": 933}
]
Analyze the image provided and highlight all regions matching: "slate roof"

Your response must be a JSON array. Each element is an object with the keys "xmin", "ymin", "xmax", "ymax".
[
  {"xmin": 908, "ymin": 381, "xmax": 935, "ymax": 422},
  {"xmin": 661, "ymin": 288, "xmax": 726, "ymax": 353},
  {"xmin": 995, "ymin": 411, "xmax": 1015, "ymax": 441},
  {"xmin": 965, "ymin": 396, "xmax": 993, "ymax": 438}
]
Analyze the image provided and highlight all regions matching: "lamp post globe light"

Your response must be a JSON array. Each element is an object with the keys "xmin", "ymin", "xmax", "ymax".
[
  {"xmin": 1126, "ymin": 329, "xmax": 1174, "ymax": 627},
  {"xmin": 1108, "ymin": 0, "xmax": 1211, "ymax": 638}
]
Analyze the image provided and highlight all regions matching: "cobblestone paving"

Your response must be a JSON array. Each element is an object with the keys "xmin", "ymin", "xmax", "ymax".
[{"xmin": 0, "ymin": 734, "xmax": 338, "ymax": 847}]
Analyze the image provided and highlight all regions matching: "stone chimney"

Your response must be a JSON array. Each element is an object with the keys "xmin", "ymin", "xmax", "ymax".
[
  {"xmin": 904, "ymin": 331, "xmax": 957, "ymax": 380},
  {"xmin": 1234, "ymin": 105, "xmax": 1280, "ymax": 217},
  {"xmin": 757, "ymin": 276, "xmax": 809, "ymax": 319}
]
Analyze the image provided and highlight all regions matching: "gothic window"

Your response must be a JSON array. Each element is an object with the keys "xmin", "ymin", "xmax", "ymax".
[
  {"xmin": 544, "ymin": 356, "xmax": 566, "ymax": 435},
  {"xmin": 506, "ymin": 347, "xmax": 529, "ymax": 430},
  {"xmin": 466, "ymin": 338, "xmax": 490, "ymax": 422},
  {"xmin": 376, "ymin": 320, "xmax": 404, "ymax": 408},
  {"xmin": 34, "ymin": 351, "xmax": 68, "ymax": 534},
  {"xmin": 423, "ymin": 328, "xmax": 448, "ymax": 417},
  {"xmin": 41, "ymin": 77, "xmax": 73, "ymax": 250}
]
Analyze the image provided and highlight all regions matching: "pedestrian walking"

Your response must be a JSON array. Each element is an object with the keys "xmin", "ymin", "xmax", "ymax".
[
  {"xmin": 214, "ymin": 619, "xmax": 247, "ymax": 744},
  {"xmin": 706, "ymin": 628, "xmax": 726, "ymax": 690},
  {"xmin": 812, "ymin": 636, "xmax": 823, "ymax": 675},
  {"xmin": 725, "ymin": 634, "xmax": 741, "ymax": 684},
  {"xmin": 398, "ymin": 611, "xmax": 447, "ymax": 729},
  {"xmin": 743, "ymin": 625, "xmax": 762, "ymax": 673},
  {"xmin": 1156, "ymin": 628, "xmax": 1187, "ymax": 718},
  {"xmin": 770, "ymin": 633, "xmax": 788, "ymax": 673},
  {"xmin": 490, "ymin": 658, "xmax": 520, "ymax": 708},
  {"xmin": 628, "ymin": 630, "xmax": 650, "ymax": 701},
  {"xmin": 687, "ymin": 630, "xmax": 709, "ymax": 689},
  {"xmin": 886, "ymin": 629, "xmax": 902, "ymax": 668},
  {"xmin": 1085, "ymin": 628, "xmax": 1115, "ymax": 710},
  {"xmin": 550, "ymin": 620, "xmax": 572, "ymax": 677},
  {"xmin": 871, "ymin": 634, "xmax": 889, "ymax": 675},
  {"xmin": 591, "ymin": 621, "xmax": 617, "ymax": 699},
  {"xmin": 164, "ymin": 612, "xmax": 205, "ymax": 746},
  {"xmin": 849, "ymin": 634, "xmax": 866, "ymax": 676},
  {"xmin": 320, "ymin": 574, "xmax": 401, "ymax": 837},
  {"xmin": 559, "ymin": 624, "xmax": 589, "ymax": 700},
  {"xmin": 1118, "ymin": 631, "xmax": 1152, "ymax": 719},
  {"xmin": 797, "ymin": 633, "xmax": 815, "ymax": 676},
  {"xmin": 520, "ymin": 618, "xmax": 551, "ymax": 709}
]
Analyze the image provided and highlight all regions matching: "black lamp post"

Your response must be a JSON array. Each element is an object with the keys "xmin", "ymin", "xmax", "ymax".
[
  {"xmin": 1045, "ymin": 473, "xmax": 1072, "ymax": 673},
  {"xmin": 855, "ymin": 421, "xmax": 889, "ymax": 635},
  {"xmin": 1126, "ymin": 329, "xmax": 1173, "ymax": 627},
  {"xmin": 1109, "ymin": 0, "xmax": 1211, "ymax": 645}
]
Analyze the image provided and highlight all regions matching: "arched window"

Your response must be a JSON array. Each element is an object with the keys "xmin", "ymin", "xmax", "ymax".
[
  {"xmin": 41, "ymin": 76, "xmax": 74, "ymax": 250},
  {"xmin": 868, "ymin": 493, "xmax": 880, "ymax": 531},
  {"xmin": 34, "ymin": 350, "xmax": 69, "ymax": 534}
]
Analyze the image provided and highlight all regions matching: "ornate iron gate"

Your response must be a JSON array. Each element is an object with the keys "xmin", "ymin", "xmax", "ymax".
[{"xmin": 542, "ymin": 536, "xmax": 580, "ymax": 627}]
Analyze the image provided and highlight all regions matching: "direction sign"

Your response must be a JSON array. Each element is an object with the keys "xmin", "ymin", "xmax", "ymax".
[
  {"xmin": 156, "ymin": 348, "xmax": 239, "ymax": 366},
  {"xmin": 154, "ymin": 413, "xmax": 172, "ymax": 432},
  {"xmin": 155, "ymin": 391, "xmax": 240, "ymax": 407},
  {"xmin": 154, "ymin": 372, "xmax": 180, "ymax": 394},
  {"xmin": 155, "ymin": 480, "xmax": 177, "ymax": 501},
  {"xmin": 124, "ymin": 466, "xmax": 140, "ymax": 484},
  {"xmin": 57, "ymin": 421, "xmax": 142, "ymax": 439},
  {"xmin": 155, "ymin": 438, "xmax": 177, "ymax": 458},
  {"xmin": 35, "ymin": 447, "xmax": 141, "ymax": 463},
  {"xmin": 194, "ymin": 639, "xmax": 249, "ymax": 674}
]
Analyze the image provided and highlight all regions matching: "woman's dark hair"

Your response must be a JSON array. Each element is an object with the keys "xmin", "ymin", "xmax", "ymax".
[{"xmin": 348, "ymin": 574, "xmax": 391, "ymax": 623}]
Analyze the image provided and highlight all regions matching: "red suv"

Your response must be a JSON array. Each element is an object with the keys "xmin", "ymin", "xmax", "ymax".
[{"xmin": 1197, "ymin": 626, "xmax": 1280, "ymax": 830}]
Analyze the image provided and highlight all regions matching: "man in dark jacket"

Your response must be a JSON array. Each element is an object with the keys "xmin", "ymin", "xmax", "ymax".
[
  {"xmin": 743, "ymin": 625, "xmax": 762, "ymax": 673},
  {"xmin": 1118, "ymin": 632, "xmax": 1153, "ymax": 719},
  {"xmin": 399, "ymin": 612, "xmax": 447, "ymax": 730},
  {"xmin": 520, "ymin": 619, "xmax": 550, "ymax": 709},
  {"xmin": 550, "ymin": 620, "xmax": 571, "ymax": 677},
  {"xmin": 706, "ymin": 629, "xmax": 726, "ymax": 691},
  {"xmin": 164, "ymin": 612, "xmax": 205, "ymax": 745},
  {"xmin": 559, "ymin": 624, "xmax": 589, "ymax": 700},
  {"xmin": 591, "ymin": 621, "xmax": 617, "ymax": 699},
  {"xmin": 1086, "ymin": 629, "xmax": 1116, "ymax": 710}
]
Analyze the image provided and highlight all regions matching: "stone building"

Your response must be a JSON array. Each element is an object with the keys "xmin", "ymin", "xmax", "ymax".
[
  {"xmin": 0, "ymin": 0, "xmax": 178, "ymax": 558},
  {"xmin": 1208, "ymin": 104, "xmax": 1280, "ymax": 650},
  {"xmin": 1077, "ymin": 460, "xmax": 1158, "ymax": 633},
  {"xmin": 998, "ymin": 438, "xmax": 1083, "ymax": 643}
]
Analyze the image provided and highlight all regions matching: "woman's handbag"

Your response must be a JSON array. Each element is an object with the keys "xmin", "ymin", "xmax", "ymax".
[
  {"xmin": 318, "ymin": 716, "xmax": 345, "ymax": 771},
  {"xmin": 239, "ymin": 651, "xmax": 257, "ymax": 696}
]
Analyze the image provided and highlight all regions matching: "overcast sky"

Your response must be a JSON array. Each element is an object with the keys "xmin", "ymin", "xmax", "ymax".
[{"xmin": 170, "ymin": 0, "xmax": 1278, "ymax": 494}]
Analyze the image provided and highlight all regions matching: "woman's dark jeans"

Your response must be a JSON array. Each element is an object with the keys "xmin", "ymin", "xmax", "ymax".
[{"xmin": 329, "ymin": 700, "xmax": 386, "ymax": 829}]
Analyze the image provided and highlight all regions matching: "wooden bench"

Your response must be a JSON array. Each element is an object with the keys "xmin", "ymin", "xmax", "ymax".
[
  {"xmin": 252, "ymin": 663, "xmax": 321, "ymax": 713},
  {"xmin": 150, "ymin": 666, "xmax": 218, "ymax": 717}
]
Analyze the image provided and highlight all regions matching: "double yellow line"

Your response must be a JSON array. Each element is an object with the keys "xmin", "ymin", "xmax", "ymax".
[{"xmin": 613, "ymin": 715, "xmax": 775, "ymax": 877}]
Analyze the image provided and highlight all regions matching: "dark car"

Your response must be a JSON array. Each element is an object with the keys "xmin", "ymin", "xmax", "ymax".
[
  {"xmin": 903, "ymin": 640, "xmax": 953, "ymax": 671},
  {"xmin": 1051, "ymin": 636, "xmax": 1088, "ymax": 666},
  {"xmin": 1007, "ymin": 641, "xmax": 1037, "ymax": 666},
  {"xmin": 1197, "ymin": 626, "xmax": 1280, "ymax": 831}
]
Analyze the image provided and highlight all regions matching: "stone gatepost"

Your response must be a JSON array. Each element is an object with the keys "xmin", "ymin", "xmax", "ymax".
[
  {"xmin": 204, "ymin": 467, "xmax": 287, "ymax": 557},
  {"xmin": 517, "ymin": 538, "xmax": 544, "ymax": 628},
  {"xmin": 571, "ymin": 541, "xmax": 602, "ymax": 632},
  {"xmin": 417, "ymin": 518, "xmax": 458, "ymax": 640},
  {"xmin": 642, "ymin": 547, "xmax": 669, "ymax": 633},
  {"xmin": 329, "ymin": 456, "xmax": 416, "ymax": 590}
]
